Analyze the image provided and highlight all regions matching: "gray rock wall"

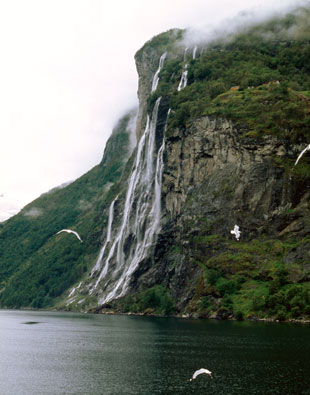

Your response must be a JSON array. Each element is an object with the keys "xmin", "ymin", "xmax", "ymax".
[{"xmin": 129, "ymin": 108, "xmax": 309, "ymax": 311}]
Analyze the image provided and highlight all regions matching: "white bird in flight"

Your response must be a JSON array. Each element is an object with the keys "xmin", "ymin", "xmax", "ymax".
[
  {"xmin": 294, "ymin": 144, "xmax": 310, "ymax": 166},
  {"xmin": 56, "ymin": 229, "xmax": 83, "ymax": 242},
  {"xmin": 190, "ymin": 368, "xmax": 212, "ymax": 381},
  {"xmin": 231, "ymin": 224, "xmax": 241, "ymax": 241}
]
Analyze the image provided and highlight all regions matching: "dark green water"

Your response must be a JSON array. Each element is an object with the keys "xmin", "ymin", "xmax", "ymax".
[{"xmin": 0, "ymin": 310, "xmax": 309, "ymax": 394}]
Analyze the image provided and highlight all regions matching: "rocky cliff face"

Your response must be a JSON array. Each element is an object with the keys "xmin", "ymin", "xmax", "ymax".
[
  {"xmin": 134, "ymin": 29, "xmax": 183, "ymax": 139},
  {"xmin": 111, "ymin": 19, "xmax": 310, "ymax": 318},
  {"xmin": 130, "ymin": 113, "xmax": 310, "ymax": 312},
  {"xmin": 45, "ymin": 12, "xmax": 310, "ymax": 319},
  {"xmin": 2, "ymin": 11, "xmax": 309, "ymax": 319},
  {"xmin": 163, "ymin": 116, "xmax": 292, "ymax": 231},
  {"xmin": 134, "ymin": 46, "xmax": 159, "ymax": 140}
]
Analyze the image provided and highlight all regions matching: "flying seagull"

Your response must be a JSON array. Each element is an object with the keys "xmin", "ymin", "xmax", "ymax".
[
  {"xmin": 56, "ymin": 229, "xmax": 83, "ymax": 242},
  {"xmin": 190, "ymin": 368, "xmax": 212, "ymax": 381},
  {"xmin": 294, "ymin": 144, "xmax": 310, "ymax": 166},
  {"xmin": 231, "ymin": 224, "xmax": 241, "ymax": 241}
]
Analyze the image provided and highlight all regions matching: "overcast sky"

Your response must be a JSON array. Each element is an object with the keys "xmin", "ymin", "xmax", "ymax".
[{"xmin": 0, "ymin": 0, "xmax": 305, "ymax": 221}]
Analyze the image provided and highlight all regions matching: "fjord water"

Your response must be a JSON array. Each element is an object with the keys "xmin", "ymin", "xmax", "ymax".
[{"xmin": 1, "ymin": 310, "xmax": 310, "ymax": 395}]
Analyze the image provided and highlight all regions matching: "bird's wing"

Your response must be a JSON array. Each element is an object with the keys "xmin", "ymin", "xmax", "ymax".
[
  {"xmin": 192, "ymin": 369, "xmax": 205, "ymax": 379},
  {"xmin": 56, "ymin": 229, "xmax": 82, "ymax": 242},
  {"xmin": 295, "ymin": 144, "xmax": 310, "ymax": 166},
  {"xmin": 72, "ymin": 231, "xmax": 82, "ymax": 242},
  {"xmin": 67, "ymin": 230, "xmax": 82, "ymax": 242}
]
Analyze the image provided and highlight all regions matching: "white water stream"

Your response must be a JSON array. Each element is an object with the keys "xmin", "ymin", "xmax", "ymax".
[
  {"xmin": 178, "ymin": 67, "xmax": 188, "ymax": 91},
  {"xmin": 98, "ymin": 98, "xmax": 163, "ymax": 303},
  {"xmin": 91, "ymin": 196, "xmax": 118, "ymax": 286},
  {"xmin": 91, "ymin": 53, "xmax": 168, "ymax": 304},
  {"xmin": 151, "ymin": 52, "xmax": 167, "ymax": 92},
  {"xmin": 178, "ymin": 48, "xmax": 189, "ymax": 91}
]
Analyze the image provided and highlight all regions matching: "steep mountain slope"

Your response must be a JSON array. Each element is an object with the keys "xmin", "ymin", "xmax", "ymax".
[
  {"xmin": 103, "ymin": 8, "xmax": 310, "ymax": 320},
  {"xmin": 0, "ymin": 110, "xmax": 137, "ymax": 308},
  {"xmin": 1, "ymin": 7, "xmax": 310, "ymax": 322}
]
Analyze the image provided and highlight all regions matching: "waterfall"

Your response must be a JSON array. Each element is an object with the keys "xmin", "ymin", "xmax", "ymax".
[
  {"xmin": 91, "ymin": 196, "xmax": 118, "ymax": 284},
  {"xmin": 178, "ymin": 48, "xmax": 188, "ymax": 91},
  {"xmin": 178, "ymin": 67, "xmax": 188, "ymax": 91},
  {"xmin": 151, "ymin": 52, "xmax": 167, "ymax": 92},
  {"xmin": 184, "ymin": 47, "xmax": 188, "ymax": 61},
  {"xmin": 91, "ymin": 52, "xmax": 169, "ymax": 305},
  {"xmin": 93, "ymin": 122, "xmax": 151, "ymax": 289},
  {"xmin": 151, "ymin": 139, "xmax": 165, "ymax": 232},
  {"xmin": 193, "ymin": 46, "xmax": 198, "ymax": 59},
  {"xmin": 93, "ymin": 97, "xmax": 165, "ymax": 304},
  {"xmin": 68, "ymin": 281, "xmax": 82, "ymax": 298}
]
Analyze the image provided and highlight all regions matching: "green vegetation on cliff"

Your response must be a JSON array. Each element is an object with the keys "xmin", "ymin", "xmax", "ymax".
[
  {"xmin": 187, "ymin": 235, "xmax": 310, "ymax": 321},
  {"xmin": 135, "ymin": 28, "xmax": 184, "ymax": 66},
  {"xmin": 141, "ymin": 7, "xmax": 310, "ymax": 321},
  {"xmin": 0, "ymin": 110, "xmax": 136, "ymax": 308},
  {"xmin": 150, "ymin": 9, "xmax": 310, "ymax": 144},
  {"xmin": 1, "ymin": 7, "xmax": 310, "ymax": 321},
  {"xmin": 109, "ymin": 285, "xmax": 175, "ymax": 316}
]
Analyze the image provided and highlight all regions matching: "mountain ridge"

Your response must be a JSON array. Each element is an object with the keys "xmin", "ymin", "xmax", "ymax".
[{"xmin": 1, "ymin": 7, "xmax": 310, "ymax": 321}]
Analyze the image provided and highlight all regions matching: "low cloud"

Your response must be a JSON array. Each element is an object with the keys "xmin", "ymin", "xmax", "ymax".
[
  {"xmin": 23, "ymin": 207, "xmax": 43, "ymax": 218},
  {"xmin": 183, "ymin": 0, "xmax": 308, "ymax": 49},
  {"xmin": 126, "ymin": 107, "xmax": 138, "ymax": 154},
  {"xmin": 78, "ymin": 199, "xmax": 93, "ymax": 211}
]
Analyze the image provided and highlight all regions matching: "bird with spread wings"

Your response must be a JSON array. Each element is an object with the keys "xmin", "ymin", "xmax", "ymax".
[
  {"xmin": 190, "ymin": 368, "xmax": 212, "ymax": 381},
  {"xmin": 56, "ymin": 229, "xmax": 83, "ymax": 242}
]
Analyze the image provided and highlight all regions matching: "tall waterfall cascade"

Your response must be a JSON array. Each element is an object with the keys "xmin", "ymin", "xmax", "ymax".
[
  {"xmin": 178, "ymin": 65, "xmax": 188, "ymax": 91},
  {"xmin": 178, "ymin": 48, "xmax": 189, "ymax": 91},
  {"xmin": 91, "ymin": 53, "xmax": 168, "ymax": 304},
  {"xmin": 178, "ymin": 46, "xmax": 199, "ymax": 91},
  {"xmin": 90, "ymin": 196, "xmax": 118, "ymax": 283},
  {"xmin": 183, "ymin": 47, "xmax": 188, "ymax": 61},
  {"xmin": 151, "ymin": 52, "xmax": 167, "ymax": 92}
]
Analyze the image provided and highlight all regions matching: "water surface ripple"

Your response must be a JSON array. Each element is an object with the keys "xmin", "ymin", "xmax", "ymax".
[{"xmin": 0, "ymin": 310, "xmax": 309, "ymax": 394}]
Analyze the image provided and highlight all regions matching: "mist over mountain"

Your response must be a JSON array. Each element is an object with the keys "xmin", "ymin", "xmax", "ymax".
[{"xmin": 1, "ymin": 6, "xmax": 310, "ymax": 321}]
